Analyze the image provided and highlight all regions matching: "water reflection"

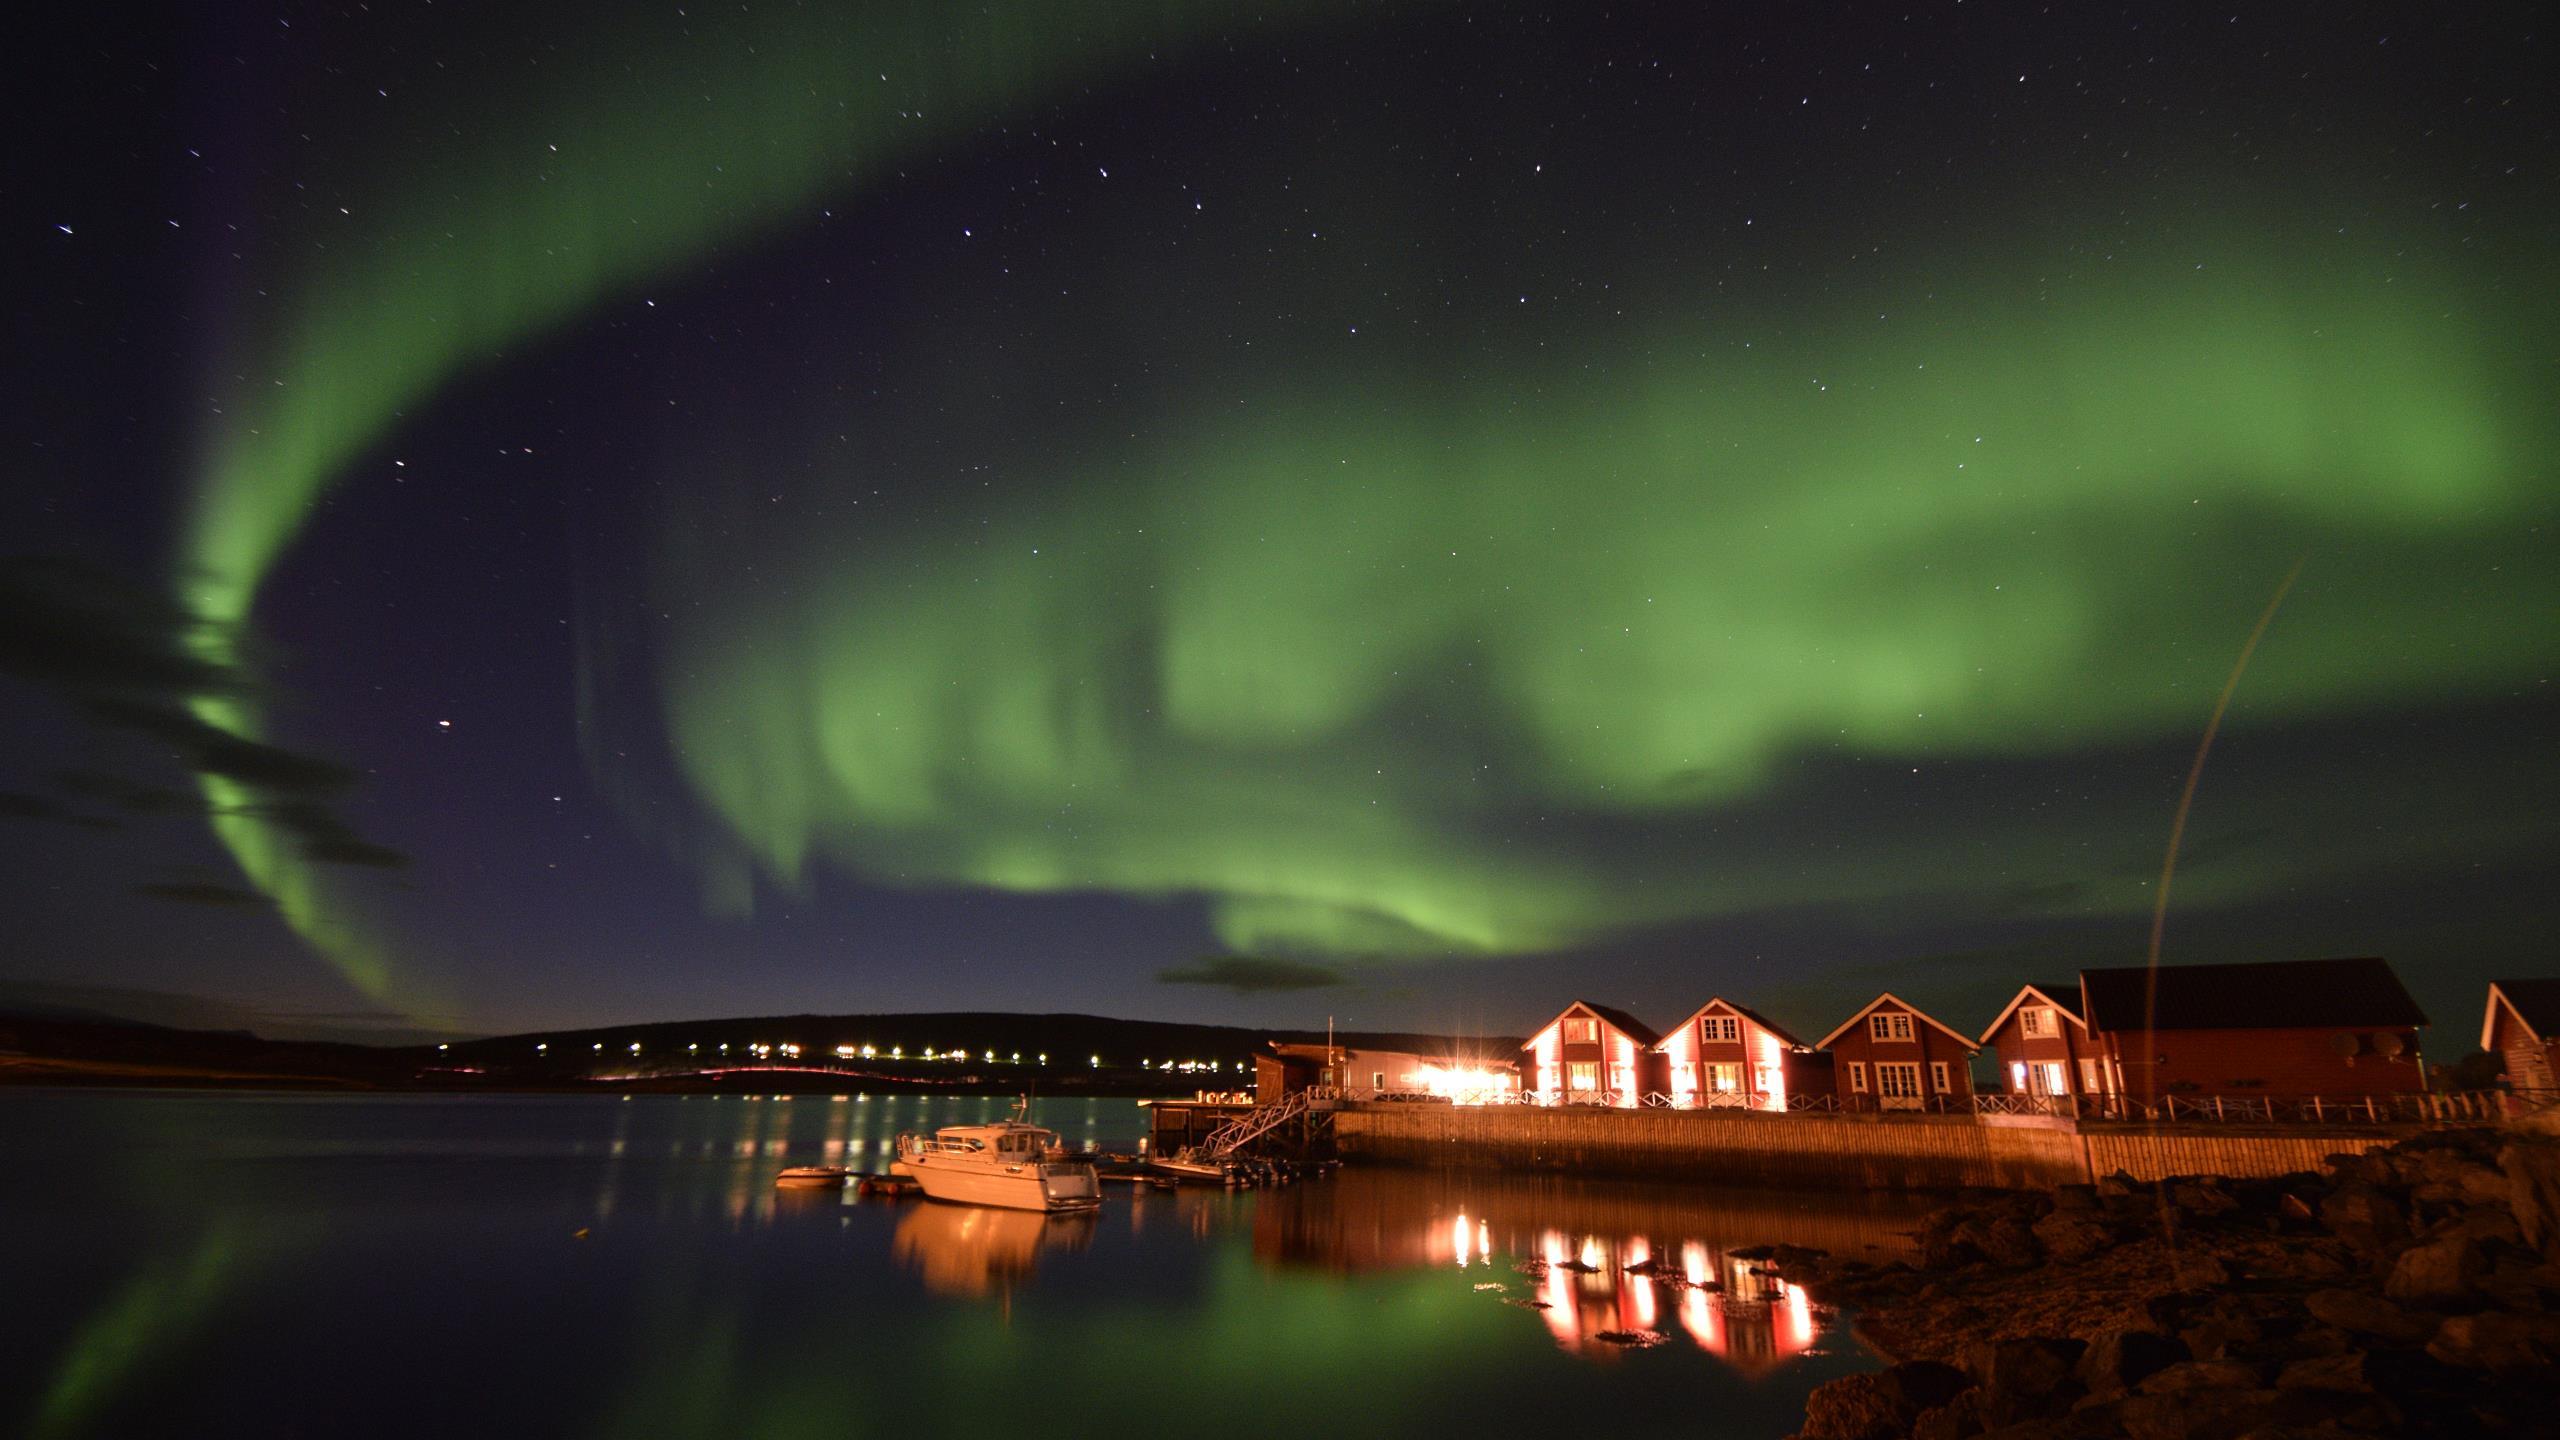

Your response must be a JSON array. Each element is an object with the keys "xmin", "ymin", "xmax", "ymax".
[
  {"xmin": 1251, "ymin": 1167, "xmax": 1918, "ymax": 1369},
  {"xmin": 3, "ymin": 1093, "xmax": 1919, "ymax": 1440},
  {"xmin": 892, "ymin": 1203, "xmax": 1096, "ymax": 1297}
]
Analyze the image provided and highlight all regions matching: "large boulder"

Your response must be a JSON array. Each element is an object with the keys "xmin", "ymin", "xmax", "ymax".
[
  {"xmin": 2382, "ymin": 1230, "xmax": 2490, "ymax": 1305},
  {"xmin": 2029, "ymin": 1210, "xmax": 2113, "ymax": 1263},
  {"xmin": 2318, "ymin": 1183, "xmax": 2407, "ymax": 1257},
  {"xmin": 1964, "ymin": 1336, "xmax": 2086, "ymax": 1425},
  {"xmin": 1799, "ymin": 1360, "xmax": 1975, "ymax": 1440},
  {"xmin": 2498, "ymin": 1136, "xmax": 2560, "ymax": 1260},
  {"xmin": 2076, "ymin": 1324, "xmax": 2188, "ymax": 1397},
  {"xmin": 2302, "ymin": 1287, "xmax": 2434, "ymax": 1344},
  {"xmin": 2424, "ymin": 1311, "xmax": 2560, "ymax": 1375}
]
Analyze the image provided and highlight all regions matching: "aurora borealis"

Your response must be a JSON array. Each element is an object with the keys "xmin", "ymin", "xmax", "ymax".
[{"xmin": 7, "ymin": 2, "xmax": 2555, "ymax": 1039}]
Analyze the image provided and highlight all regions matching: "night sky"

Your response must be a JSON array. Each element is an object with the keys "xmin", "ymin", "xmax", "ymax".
[{"xmin": 5, "ymin": 3, "xmax": 2553, "ymax": 1047}]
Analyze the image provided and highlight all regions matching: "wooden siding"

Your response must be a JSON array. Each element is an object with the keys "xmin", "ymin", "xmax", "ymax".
[{"xmin": 2098, "ymin": 1024, "xmax": 2426, "ymax": 1098}]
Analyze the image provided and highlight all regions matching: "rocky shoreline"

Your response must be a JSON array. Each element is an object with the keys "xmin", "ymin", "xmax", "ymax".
[{"xmin": 1771, "ymin": 1126, "xmax": 2560, "ymax": 1438}]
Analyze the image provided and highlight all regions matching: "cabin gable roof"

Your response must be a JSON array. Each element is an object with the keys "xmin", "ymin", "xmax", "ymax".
[
  {"xmin": 1523, "ymin": 1000, "xmax": 1661, "ymax": 1051},
  {"xmin": 2484, "ymin": 980, "xmax": 2560, "ymax": 1051},
  {"xmin": 1977, "ymin": 981, "xmax": 2089, "ymax": 1045},
  {"xmin": 1813, "ymin": 992, "xmax": 1981, "ymax": 1053},
  {"xmin": 1652, "ymin": 997, "xmax": 1806, "ymax": 1052}
]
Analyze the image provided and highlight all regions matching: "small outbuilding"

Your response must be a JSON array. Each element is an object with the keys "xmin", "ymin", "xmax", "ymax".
[
  {"xmin": 1815, "ymin": 993, "xmax": 1979, "ymax": 1111},
  {"xmin": 1523, "ymin": 1001, "xmax": 1664, "ymax": 1107},
  {"xmin": 2077, "ymin": 956, "xmax": 2427, "ymax": 1100},
  {"xmin": 2482, "ymin": 980, "xmax": 2560, "ymax": 1094}
]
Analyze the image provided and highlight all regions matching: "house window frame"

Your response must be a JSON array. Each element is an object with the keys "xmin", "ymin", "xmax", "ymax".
[
  {"xmin": 1561, "ymin": 1017, "xmax": 1598, "ymax": 1045},
  {"xmin": 2021, "ymin": 1007, "xmax": 2050, "ymax": 1038},
  {"xmin": 1877, "ymin": 1062, "xmax": 1922, "ymax": 1099},
  {"xmin": 1930, "ymin": 1061, "xmax": 1952, "ymax": 1093},
  {"xmin": 1847, "ymin": 1061, "xmax": 1869, "ymax": 1093},
  {"xmin": 1566, "ymin": 1061, "xmax": 1598, "ymax": 1091},
  {"xmin": 2079, "ymin": 1058, "xmax": 2102, "ymax": 1093},
  {"xmin": 1869, "ymin": 1012, "xmax": 1915, "ymax": 1043},
  {"xmin": 1700, "ymin": 1015, "xmax": 1740, "ymax": 1044}
]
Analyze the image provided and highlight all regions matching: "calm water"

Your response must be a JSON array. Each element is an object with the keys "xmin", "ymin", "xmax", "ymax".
[{"xmin": 0, "ymin": 1091, "xmax": 1928, "ymax": 1439}]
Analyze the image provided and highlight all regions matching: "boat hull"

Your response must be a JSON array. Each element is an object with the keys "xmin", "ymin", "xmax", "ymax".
[{"xmin": 900, "ymin": 1153, "xmax": 1102, "ymax": 1212}]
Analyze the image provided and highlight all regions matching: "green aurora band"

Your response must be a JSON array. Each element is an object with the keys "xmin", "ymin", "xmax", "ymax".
[
  {"xmin": 166, "ymin": 0, "xmax": 2556, "ymax": 989},
  {"xmin": 637, "ymin": 231, "xmax": 2556, "ymax": 957},
  {"xmin": 176, "ymin": 3, "xmax": 1343, "ymax": 994}
]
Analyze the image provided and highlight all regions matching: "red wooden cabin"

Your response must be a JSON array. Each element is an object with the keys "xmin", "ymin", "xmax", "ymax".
[
  {"xmin": 1815, "ymin": 993, "xmax": 1978, "ymax": 1111},
  {"xmin": 2482, "ymin": 980, "xmax": 2560, "ymax": 1094},
  {"xmin": 1523, "ymin": 1001, "xmax": 1664, "ymax": 1107},
  {"xmin": 2078, "ymin": 957, "xmax": 2427, "ymax": 1101},
  {"xmin": 1980, "ymin": 981, "xmax": 2107, "ymax": 1102},
  {"xmin": 1654, "ymin": 998, "xmax": 1810, "ymax": 1111}
]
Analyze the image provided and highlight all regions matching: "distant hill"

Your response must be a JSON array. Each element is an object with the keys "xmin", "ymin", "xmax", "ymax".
[
  {"xmin": 3, "ymin": 1005, "xmax": 1521, "ymax": 1095},
  {"xmin": 440, "ymin": 1010, "xmax": 1524, "ymax": 1087}
]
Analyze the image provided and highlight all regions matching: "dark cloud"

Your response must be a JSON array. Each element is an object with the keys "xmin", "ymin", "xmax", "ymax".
[
  {"xmin": 0, "ymin": 791, "xmax": 122, "ymax": 830},
  {"xmin": 1156, "ymin": 956, "xmax": 1347, "ymax": 993},
  {"xmin": 134, "ymin": 881, "xmax": 275, "ymax": 908},
  {"xmin": 0, "ymin": 555, "xmax": 407, "ymax": 871}
]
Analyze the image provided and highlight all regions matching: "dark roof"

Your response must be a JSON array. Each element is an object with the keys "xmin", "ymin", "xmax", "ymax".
[
  {"xmin": 1585, "ymin": 1003, "xmax": 1662, "ymax": 1046},
  {"xmin": 2030, "ymin": 982, "xmax": 2085, "ymax": 1021},
  {"xmin": 2492, "ymin": 980, "xmax": 2560, "ymax": 1037},
  {"xmin": 1525, "ymin": 1001, "xmax": 1660, "ymax": 1049},
  {"xmin": 1722, "ymin": 1001, "xmax": 1806, "ymax": 1049},
  {"xmin": 2080, "ymin": 958, "xmax": 2426, "ymax": 1033}
]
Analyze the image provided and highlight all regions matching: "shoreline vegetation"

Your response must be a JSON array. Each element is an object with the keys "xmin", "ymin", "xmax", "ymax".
[{"xmin": 1774, "ymin": 1125, "xmax": 2560, "ymax": 1438}]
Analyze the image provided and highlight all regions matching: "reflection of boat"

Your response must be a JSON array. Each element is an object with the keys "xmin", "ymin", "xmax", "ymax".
[
  {"xmin": 775, "ymin": 1166, "xmax": 853, "ymax": 1189},
  {"xmin": 891, "ymin": 1109, "xmax": 1102, "ymax": 1212},
  {"xmin": 891, "ymin": 1201, "xmax": 1093, "ymax": 1297}
]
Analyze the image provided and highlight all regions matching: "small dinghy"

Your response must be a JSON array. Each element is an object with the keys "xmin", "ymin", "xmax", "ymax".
[{"xmin": 774, "ymin": 1166, "xmax": 855, "ymax": 1189}]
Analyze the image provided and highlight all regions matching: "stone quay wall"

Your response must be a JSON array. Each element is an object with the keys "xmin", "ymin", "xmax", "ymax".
[{"xmin": 1333, "ymin": 1104, "xmax": 2415, "ymax": 1191}]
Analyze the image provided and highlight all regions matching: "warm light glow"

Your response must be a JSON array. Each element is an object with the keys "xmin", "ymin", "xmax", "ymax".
[
  {"xmin": 1755, "ymin": 1031, "xmax": 1789, "ymax": 1111},
  {"xmin": 1415, "ymin": 1063, "xmax": 1513, "ymax": 1104},
  {"xmin": 1783, "ymin": 1279, "xmax": 1815, "ymax": 1351},
  {"xmin": 1451, "ymin": 1213, "xmax": 1471, "ymax": 1268}
]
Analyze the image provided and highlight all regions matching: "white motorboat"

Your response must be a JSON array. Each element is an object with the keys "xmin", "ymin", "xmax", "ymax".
[{"xmin": 891, "ymin": 1109, "xmax": 1102, "ymax": 1212}]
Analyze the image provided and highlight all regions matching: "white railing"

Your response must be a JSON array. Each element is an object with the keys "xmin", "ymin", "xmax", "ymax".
[
  {"xmin": 1198, "ymin": 1087, "xmax": 1317, "ymax": 1155},
  {"xmin": 1313, "ymin": 1085, "xmax": 2560, "ymax": 1128}
]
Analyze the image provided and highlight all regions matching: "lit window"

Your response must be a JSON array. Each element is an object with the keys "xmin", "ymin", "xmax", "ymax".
[
  {"xmin": 1562, "ymin": 1017, "xmax": 1598, "ymax": 1044},
  {"xmin": 1567, "ymin": 1062, "xmax": 1599, "ymax": 1091},
  {"xmin": 2021, "ymin": 1007, "xmax": 2050, "ymax": 1037}
]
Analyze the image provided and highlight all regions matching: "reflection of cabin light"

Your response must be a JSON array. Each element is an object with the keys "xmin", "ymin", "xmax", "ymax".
[
  {"xmin": 1783, "ymin": 1280, "xmax": 1816, "ymax": 1349},
  {"xmin": 1478, "ymin": 1221, "xmax": 1491, "ymax": 1261},
  {"xmin": 1682, "ymin": 1242, "xmax": 1710, "ymax": 1286},
  {"xmin": 1452, "ymin": 1213, "xmax": 1472, "ymax": 1268},
  {"xmin": 535, "ymin": 1043, "xmax": 547, "ymax": 1052},
  {"xmin": 1580, "ymin": 1238, "xmax": 1605, "ymax": 1271}
]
